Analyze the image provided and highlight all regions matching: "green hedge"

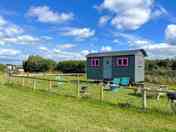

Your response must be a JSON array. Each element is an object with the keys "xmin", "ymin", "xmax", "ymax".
[
  {"xmin": 56, "ymin": 60, "xmax": 86, "ymax": 73},
  {"xmin": 23, "ymin": 56, "xmax": 86, "ymax": 73}
]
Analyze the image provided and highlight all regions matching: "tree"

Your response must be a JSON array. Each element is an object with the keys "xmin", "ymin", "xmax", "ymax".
[
  {"xmin": 23, "ymin": 55, "xmax": 56, "ymax": 72},
  {"xmin": 171, "ymin": 60, "xmax": 176, "ymax": 70}
]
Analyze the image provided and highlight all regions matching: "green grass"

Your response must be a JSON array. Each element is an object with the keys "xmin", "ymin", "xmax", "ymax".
[{"xmin": 1, "ymin": 74, "xmax": 176, "ymax": 131}]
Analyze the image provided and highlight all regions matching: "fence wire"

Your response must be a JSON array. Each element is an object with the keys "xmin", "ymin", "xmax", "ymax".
[{"xmin": 5, "ymin": 74, "xmax": 176, "ymax": 114}]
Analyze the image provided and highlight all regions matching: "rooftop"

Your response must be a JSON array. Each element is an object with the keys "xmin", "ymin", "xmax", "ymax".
[{"xmin": 86, "ymin": 49, "xmax": 147, "ymax": 58}]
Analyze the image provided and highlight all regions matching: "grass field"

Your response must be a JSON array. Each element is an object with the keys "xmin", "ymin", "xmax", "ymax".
[{"xmin": 0, "ymin": 73, "xmax": 176, "ymax": 131}]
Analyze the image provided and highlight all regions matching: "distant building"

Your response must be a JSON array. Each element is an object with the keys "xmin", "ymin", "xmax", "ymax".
[
  {"xmin": 6, "ymin": 64, "xmax": 24, "ymax": 74},
  {"xmin": 86, "ymin": 49, "xmax": 147, "ymax": 83}
]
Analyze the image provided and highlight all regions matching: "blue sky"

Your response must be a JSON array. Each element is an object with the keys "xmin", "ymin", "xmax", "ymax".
[{"xmin": 0, "ymin": 0, "xmax": 176, "ymax": 64}]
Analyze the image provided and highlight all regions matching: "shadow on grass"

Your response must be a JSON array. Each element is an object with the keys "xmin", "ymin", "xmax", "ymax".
[
  {"xmin": 128, "ymin": 92, "xmax": 142, "ymax": 97},
  {"xmin": 128, "ymin": 92, "xmax": 159, "ymax": 100}
]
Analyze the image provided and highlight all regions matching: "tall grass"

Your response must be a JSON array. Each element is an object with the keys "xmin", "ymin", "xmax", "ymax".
[
  {"xmin": 145, "ymin": 69, "xmax": 176, "ymax": 87},
  {"xmin": 1, "ymin": 73, "xmax": 176, "ymax": 131}
]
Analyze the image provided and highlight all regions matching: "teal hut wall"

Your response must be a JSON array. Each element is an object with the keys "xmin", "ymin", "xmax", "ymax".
[
  {"xmin": 112, "ymin": 55, "xmax": 135, "ymax": 82},
  {"xmin": 86, "ymin": 57, "xmax": 103, "ymax": 80},
  {"xmin": 87, "ymin": 55, "xmax": 135, "ymax": 81}
]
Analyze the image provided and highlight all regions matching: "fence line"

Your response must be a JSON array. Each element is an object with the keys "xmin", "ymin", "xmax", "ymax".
[
  {"xmin": 100, "ymin": 83, "xmax": 104, "ymax": 102},
  {"xmin": 15, "ymin": 73, "xmax": 85, "ymax": 77},
  {"xmin": 6, "ymin": 74, "xmax": 176, "ymax": 110},
  {"xmin": 11, "ymin": 75, "xmax": 98, "ymax": 83},
  {"xmin": 8, "ymin": 75, "xmax": 88, "ymax": 99}
]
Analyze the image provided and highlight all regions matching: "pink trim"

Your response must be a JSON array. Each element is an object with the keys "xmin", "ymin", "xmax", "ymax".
[
  {"xmin": 116, "ymin": 57, "xmax": 128, "ymax": 67},
  {"xmin": 91, "ymin": 58, "xmax": 95, "ymax": 67},
  {"xmin": 90, "ymin": 58, "xmax": 100, "ymax": 67}
]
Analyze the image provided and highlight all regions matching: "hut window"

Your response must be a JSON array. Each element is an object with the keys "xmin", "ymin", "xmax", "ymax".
[
  {"xmin": 90, "ymin": 58, "xmax": 100, "ymax": 67},
  {"xmin": 123, "ymin": 58, "xmax": 128, "ymax": 66},
  {"xmin": 118, "ymin": 59, "xmax": 122, "ymax": 65},
  {"xmin": 116, "ymin": 57, "xmax": 128, "ymax": 67}
]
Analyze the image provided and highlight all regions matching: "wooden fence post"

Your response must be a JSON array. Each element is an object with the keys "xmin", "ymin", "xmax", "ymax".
[
  {"xmin": 33, "ymin": 79, "xmax": 36, "ymax": 91},
  {"xmin": 7, "ymin": 74, "xmax": 10, "ymax": 84},
  {"xmin": 16, "ymin": 77, "xmax": 18, "ymax": 85},
  {"xmin": 49, "ymin": 80, "xmax": 52, "ymax": 91},
  {"xmin": 16, "ymin": 77, "xmax": 19, "ymax": 85},
  {"xmin": 13, "ymin": 76, "xmax": 16, "ymax": 84},
  {"xmin": 142, "ymin": 88, "xmax": 147, "ymax": 110},
  {"xmin": 9, "ymin": 75, "xmax": 13, "ymax": 84},
  {"xmin": 22, "ymin": 77, "xmax": 25, "ymax": 86},
  {"xmin": 13, "ymin": 77, "xmax": 15, "ymax": 84},
  {"xmin": 100, "ymin": 82, "xmax": 104, "ymax": 102},
  {"xmin": 77, "ymin": 74, "xmax": 80, "ymax": 98}
]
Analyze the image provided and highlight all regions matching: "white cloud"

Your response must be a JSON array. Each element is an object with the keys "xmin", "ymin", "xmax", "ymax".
[
  {"xmin": 111, "ymin": 8, "xmax": 151, "ymax": 30},
  {"xmin": 61, "ymin": 27, "xmax": 95, "ymax": 40},
  {"xmin": 81, "ymin": 50, "xmax": 90, "ymax": 55},
  {"xmin": 40, "ymin": 47, "xmax": 90, "ymax": 61},
  {"xmin": 98, "ymin": 15, "xmax": 110, "ymax": 26},
  {"xmin": 130, "ymin": 39, "xmax": 168, "ymax": 50},
  {"xmin": 0, "ymin": 34, "xmax": 41, "ymax": 45},
  {"xmin": 52, "ymin": 44, "xmax": 77, "ymax": 59},
  {"xmin": 98, "ymin": 0, "xmax": 164, "ymax": 30},
  {"xmin": 118, "ymin": 33, "xmax": 176, "ymax": 59},
  {"xmin": 91, "ymin": 50, "xmax": 98, "ymax": 53},
  {"xmin": 0, "ymin": 15, "xmax": 51, "ymax": 45},
  {"xmin": 39, "ymin": 46, "xmax": 49, "ymax": 51},
  {"xmin": 0, "ymin": 48, "xmax": 20, "ymax": 56},
  {"xmin": 0, "ymin": 16, "xmax": 7, "ymax": 26},
  {"xmin": 0, "ymin": 16, "xmax": 24, "ymax": 37},
  {"xmin": 151, "ymin": 6, "xmax": 168, "ymax": 19},
  {"xmin": 101, "ymin": 0, "xmax": 153, "ymax": 12},
  {"xmin": 17, "ymin": 35, "xmax": 40, "ymax": 44},
  {"xmin": 130, "ymin": 41, "xmax": 176, "ymax": 59},
  {"xmin": 0, "ymin": 48, "xmax": 25, "ymax": 64},
  {"xmin": 4, "ymin": 24, "xmax": 24, "ymax": 37},
  {"xmin": 101, "ymin": 46, "xmax": 112, "ymax": 52},
  {"xmin": 113, "ymin": 39, "xmax": 120, "ymax": 43},
  {"xmin": 57, "ymin": 43, "xmax": 75, "ymax": 49},
  {"xmin": 133, "ymin": 40, "xmax": 149, "ymax": 45},
  {"xmin": 165, "ymin": 24, "xmax": 176, "ymax": 45},
  {"xmin": 41, "ymin": 36, "xmax": 52, "ymax": 40},
  {"xmin": 28, "ymin": 6, "xmax": 74, "ymax": 23},
  {"xmin": 52, "ymin": 50, "xmax": 86, "ymax": 60}
]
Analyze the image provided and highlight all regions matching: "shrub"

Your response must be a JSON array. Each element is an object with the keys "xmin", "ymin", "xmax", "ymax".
[
  {"xmin": 56, "ymin": 60, "xmax": 86, "ymax": 73},
  {"xmin": 0, "ymin": 64, "xmax": 5, "ymax": 72}
]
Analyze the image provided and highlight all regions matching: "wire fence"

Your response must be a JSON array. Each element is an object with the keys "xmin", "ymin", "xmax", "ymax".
[{"xmin": 5, "ymin": 74, "xmax": 176, "ymax": 113}]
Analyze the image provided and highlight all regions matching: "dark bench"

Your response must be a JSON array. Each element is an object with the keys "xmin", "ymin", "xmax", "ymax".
[{"xmin": 167, "ymin": 92, "xmax": 176, "ymax": 103}]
